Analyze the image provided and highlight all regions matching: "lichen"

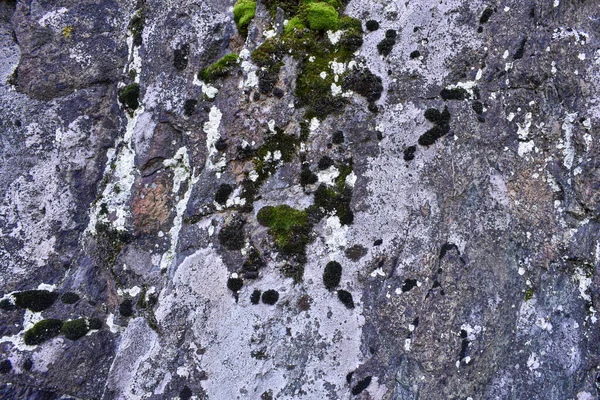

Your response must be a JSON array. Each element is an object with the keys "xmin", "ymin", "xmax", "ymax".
[{"xmin": 198, "ymin": 53, "xmax": 240, "ymax": 83}]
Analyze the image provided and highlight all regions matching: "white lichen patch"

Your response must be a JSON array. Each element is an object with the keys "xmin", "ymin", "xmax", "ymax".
[
  {"xmin": 323, "ymin": 216, "xmax": 348, "ymax": 250},
  {"xmin": 317, "ymin": 166, "xmax": 340, "ymax": 186},
  {"xmin": 327, "ymin": 30, "xmax": 343, "ymax": 45},
  {"xmin": 204, "ymin": 106, "xmax": 226, "ymax": 175},
  {"xmin": 558, "ymin": 113, "xmax": 577, "ymax": 170}
]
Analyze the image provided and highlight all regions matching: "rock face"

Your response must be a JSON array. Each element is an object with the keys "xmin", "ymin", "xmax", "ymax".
[{"xmin": 0, "ymin": 0, "xmax": 599, "ymax": 399}]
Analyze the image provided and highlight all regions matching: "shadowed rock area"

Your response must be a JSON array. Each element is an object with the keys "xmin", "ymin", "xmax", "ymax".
[{"xmin": 0, "ymin": 0, "xmax": 599, "ymax": 399}]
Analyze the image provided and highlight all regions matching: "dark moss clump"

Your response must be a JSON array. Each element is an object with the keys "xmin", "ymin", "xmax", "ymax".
[
  {"xmin": 479, "ymin": 7, "xmax": 494, "ymax": 24},
  {"xmin": 233, "ymin": 0, "xmax": 257, "ymax": 37},
  {"xmin": 250, "ymin": 289, "xmax": 262, "ymax": 305},
  {"xmin": 254, "ymin": 129, "xmax": 301, "ymax": 181},
  {"xmin": 257, "ymin": 205, "xmax": 311, "ymax": 262},
  {"xmin": 183, "ymin": 99, "xmax": 197, "ymax": 117},
  {"xmin": 218, "ymin": 217, "xmax": 246, "ymax": 250},
  {"xmin": 0, "ymin": 360, "xmax": 11, "ymax": 374},
  {"xmin": 472, "ymin": 101, "xmax": 484, "ymax": 115},
  {"xmin": 242, "ymin": 247, "xmax": 265, "ymax": 279},
  {"xmin": 312, "ymin": 184, "xmax": 354, "ymax": 225},
  {"xmin": 403, "ymin": 145, "xmax": 416, "ymax": 161},
  {"xmin": 419, "ymin": 106, "xmax": 451, "ymax": 146},
  {"xmin": 323, "ymin": 261, "xmax": 342, "ymax": 289},
  {"xmin": 61, "ymin": 318, "xmax": 89, "ymax": 340},
  {"xmin": 262, "ymin": 290, "xmax": 280, "ymax": 305},
  {"xmin": 377, "ymin": 36, "xmax": 396, "ymax": 57},
  {"xmin": 424, "ymin": 106, "xmax": 450, "ymax": 124},
  {"xmin": 318, "ymin": 156, "xmax": 334, "ymax": 170},
  {"xmin": 401, "ymin": 278, "xmax": 418, "ymax": 292},
  {"xmin": 129, "ymin": 10, "xmax": 145, "ymax": 46},
  {"xmin": 118, "ymin": 83, "xmax": 140, "ymax": 111},
  {"xmin": 342, "ymin": 68, "xmax": 383, "ymax": 103},
  {"xmin": 214, "ymin": 184, "xmax": 233, "ymax": 205},
  {"xmin": 173, "ymin": 44, "xmax": 190, "ymax": 71},
  {"xmin": 14, "ymin": 290, "xmax": 58, "ymax": 312},
  {"xmin": 337, "ymin": 290, "xmax": 354, "ymax": 309},
  {"xmin": 60, "ymin": 292, "xmax": 80, "ymax": 304},
  {"xmin": 332, "ymin": 130, "xmax": 344, "ymax": 144},
  {"xmin": 525, "ymin": 288, "xmax": 534, "ymax": 301},
  {"xmin": 198, "ymin": 53, "xmax": 239, "ymax": 83},
  {"xmin": 351, "ymin": 376, "xmax": 372, "ymax": 395},
  {"xmin": 440, "ymin": 87, "xmax": 468, "ymax": 101},
  {"xmin": 94, "ymin": 222, "xmax": 132, "ymax": 267},
  {"xmin": 88, "ymin": 318, "xmax": 103, "ymax": 330},
  {"xmin": 300, "ymin": 164, "xmax": 318, "ymax": 186},
  {"xmin": 365, "ymin": 20, "xmax": 379, "ymax": 31},
  {"xmin": 180, "ymin": 386, "xmax": 193, "ymax": 400},
  {"xmin": 119, "ymin": 299, "xmax": 133, "ymax": 317},
  {"xmin": 0, "ymin": 299, "xmax": 15, "ymax": 311},
  {"xmin": 227, "ymin": 277, "xmax": 244, "ymax": 293},
  {"xmin": 22, "ymin": 358, "xmax": 33, "ymax": 371},
  {"xmin": 410, "ymin": 50, "xmax": 421, "ymax": 59},
  {"xmin": 215, "ymin": 138, "xmax": 228, "ymax": 152},
  {"xmin": 24, "ymin": 319, "xmax": 63, "ymax": 346}
]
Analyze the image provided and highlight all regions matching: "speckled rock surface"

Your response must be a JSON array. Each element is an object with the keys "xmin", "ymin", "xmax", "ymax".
[{"xmin": 1, "ymin": 0, "xmax": 600, "ymax": 399}]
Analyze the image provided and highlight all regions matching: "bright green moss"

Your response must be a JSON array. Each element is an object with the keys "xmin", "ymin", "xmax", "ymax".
[
  {"xmin": 257, "ymin": 205, "xmax": 311, "ymax": 261},
  {"xmin": 61, "ymin": 318, "xmax": 89, "ymax": 340},
  {"xmin": 233, "ymin": 0, "xmax": 257, "ymax": 36},
  {"xmin": 304, "ymin": 2, "xmax": 339, "ymax": 31},
  {"xmin": 284, "ymin": 16, "xmax": 307, "ymax": 35},
  {"xmin": 24, "ymin": 319, "xmax": 63, "ymax": 346},
  {"xmin": 198, "ymin": 53, "xmax": 240, "ymax": 82}
]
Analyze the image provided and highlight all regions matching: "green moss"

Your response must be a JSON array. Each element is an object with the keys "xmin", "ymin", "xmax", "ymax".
[
  {"xmin": 14, "ymin": 290, "xmax": 58, "ymax": 312},
  {"xmin": 118, "ymin": 83, "xmax": 140, "ymax": 111},
  {"xmin": 257, "ymin": 205, "xmax": 312, "ymax": 264},
  {"xmin": 303, "ymin": 3, "xmax": 339, "ymax": 31},
  {"xmin": 198, "ymin": 53, "xmax": 240, "ymax": 83},
  {"xmin": 284, "ymin": 16, "xmax": 307, "ymax": 35},
  {"xmin": 94, "ymin": 222, "xmax": 132, "ymax": 267},
  {"xmin": 253, "ymin": 129, "xmax": 301, "ymax": 181},
  {"xmin": 525, "ymin": 288, "xmax": 534, "ymax": 301},
  {"xmin": 129, "ymin": 9, "xmax": 145, "ymax": 46},
  {"xmin": 61, "ymin": 318, "xmax": 89, "ymax": 340},
  {"xmin": 233, "ymin": 0, "xmax": 257, "ymax": 36},
  {"xmin": 24, "ymin": 319, "xmax": 63, "ymax": 346},
  {"xmin": 60, "ymin": 292, "xmax": 80, "ymax": 305}
]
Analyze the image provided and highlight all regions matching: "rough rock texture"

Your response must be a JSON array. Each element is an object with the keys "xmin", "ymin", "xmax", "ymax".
[{"xmin": 1, "ymin": 0, "xmax": 600, "ymax": 399}]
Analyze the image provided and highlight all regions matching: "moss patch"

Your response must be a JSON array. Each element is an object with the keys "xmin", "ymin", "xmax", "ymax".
[
  {"xmin": 129, "ymin": 10, "xmax": 145, "ymax": 46},
  {"xmin": 323, "ymin": 261, "xmax": 342, "ymax": 289},
  {"xmin": 24, "ymin": 319, "xmax": 63, "ymax": 346},
  {"xmin": 198, "ymin": 53, "xmax": 239, "ymax": 83},
  {"xmin": 419, "ymin": 106, "xmax": 451, "ymax": 146},
  {"xmin": 14, "ymin": 290, "xmax": 58, "ymax": 312},
  {"xmin": 118, "ymin": 83, "xmax": 140, "ymax": 111},
  {"xmin": 219, "ymin": 216, "xmax": 246, "ymax": 250},
  {"xmin": 337, "ymin": 289, "xmax": 354, "ymax": 309},
  {"xmin": 60, "ymin": 292, "xmax": 80, "ymax": 304},
  {"xmin": 233, "ymin": 0, "xmax": 257, "ymax": 37},
  {"xmin": 257, "ymin": 205, "xmax": 311, "ymax": 258},
  {"xmin": 262, "ymin": 289, "xmax": 280, "ymax": 305},
  {"xmin": 304, "ymin": 2, "xmax": 339, "ymax": 31},
  {"xmin": 61, "ymin": 318, "xmax": 89, "ymax": 340}
]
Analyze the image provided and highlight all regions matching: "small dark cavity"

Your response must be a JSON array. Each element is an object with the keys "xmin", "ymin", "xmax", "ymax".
[
  {"xmin": 351, "ymin": 376, "xmax": 372, "ymax": 395},
  {"xmin": 410, "ymin": 50, "xmax": 421, "ymax": 59},
  {"xmin": 214, "ymin": 184, "xmax": 234, "ymax": 205},
  {"xmin": 401, "ymin": 278, "xmax": 418, "ymax": 292},
  {"xmin": 318, "ymin": 156, "xmax": 334, "ymax": 170},
  {"xmin": 513, "ymin": 38, "xmax": 527, "ymax": 60},
  {"xmin": 262, "ymin": 290, "xmax": 279, "ymax": 305},
  {"xmin": 119, "ymin": 299, "xmax": 133, "ymax": 317},
  {"xmin": 403, "ymin": 145, "xmax": 416, "ymax": 161},
  {"xmin": 373, "ymin": 239, "xmax": 383, "ymax": 246},
  {"xmin": 346, "ymin": 371, "xmax": 354, "ymax": 384},
  {"xmin": 472, "ymin": 101, "xmax": 484, "ymax": 115},
  {"xmin": 365, "ymin": 20, "xmax": 379, "ymax": 31},
  {"xmin": 439, "ymin": 242, "xmax": 460, "ymax": 259},
  {"xmin": 183, "ymin": 99, "xmax": 197, "ymax": 116},
  {"xmin": 337, "ymin": 290, "xmax": 355, "ymax": 309},
  {"xmin": 479, "ymin": 8, "xmax": 493, "ymax": 24},
  {"xmin": 413, "ymin": 317, "xmax": 419, "ymax": 327}
]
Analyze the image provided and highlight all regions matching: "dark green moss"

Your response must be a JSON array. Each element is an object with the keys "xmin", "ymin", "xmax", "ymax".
[
  {"xmin": 262, "ymin": 289, "xmax": 280, "ymax": 305},
  {"xmin": 198, "ymin": 53, "xmax": 239, "ymax": 82},
  {"xmin": 233, "ymin": 0, "xmax": 257, "ymax": 37},
  {"xmin": 0, "ymin": 360, "xmax": 11, "ymax": 374},
  {"xmin": 88, "ymin": 318, "xmax": 103, "ymax": 330},
  {"xmin": 61, "ymin": 318, "xmax": 89, "ymax": 340},
  {"xmin": 118, "ymin": 83, "xmax": 140, "ymax": 111},
  {"xmin": 351, "ymin": 376, "xmax": 372, "ymax": 395},
  {"xmin": 119, "ymin": 299, "xmax": 133, "ymax": 317},
  {"xmin": 0, "ymin": 299, "xmax": 15, "ymax": 311},
  {"xmin": 403, "ymin": 145, "xmax": 416, "ymax": 161},
  {"xmin": 410, "ymin": 50, "xmax": 421, "ymax": 59},
  {"xmin": 214, "ymin": 184, "xmax": 233, "ymax": 205},
  {"xmin": 365, "ymin": 20, "xmax": 379, "ymax": 31},
  {"xmin": 183, "ymin": 99, "xmax": 197, "ymax": 116},
  {"xmin": 440, "ymin": 87, "xmax": 468, "ymax": 101},
  {"xmin": 419, "ymin": 106, "xmax": 451, "ymax": 146},
  {"xmin": 254, "ymin": 129, "xmax": 301, "ymax": 181},
  {"xmin": 318, "ymin": 156, "xmax": 333, "ymax": 170},
  {"xmin": 218, "ymin": 217, "xmax": 246, "ymax": 250},
  {"xmin": 332, "ymin": 130, "xmax": 344, "ymax": 144},
  {"xmin": 60, "ymin": 292, "xmax": 80, "ymax": 305},
  {"xmin": 300, "ymin": 164, "xmax": 318, "ymax": 186},
  {"xmin": 24, "ymin": 319, "xmax": 63, "ymax": 346},
  {"xmin": 385, "ymin": 29, "xmax": 397, "ymax": 39},
  {"xmin": 94, "ymin": 222, "xmax": 132, "ymax": 267},
  {"xmin": 323, "ymin": 261, "xmax": 342, "ymax": 289},
  {"xmin": 227, "ymin": 277, "xmax": 244, "ymax": 293},
  {"xmin": 525, "ymin": 288, "xmax": 534, "ymax": 301},
  {"xmin": 242, "ymin": 247, "xmax": 265, "ymax": 278},
  {"xmin": 250, "ymin": 289, "xmax": 262, "ymax": 304},
  {"xmin": 377, "ymin": 37, "xmax": 395, "ymax": 56},
  {"xmin": 342, "ymin": 68, "xmax": 383, "ymax": 103},
  {"xmin": 312, "ymin": 183, "xmax": 354, "ymax": 226},
  {"xmin": 257, "ymin": 205, "xmax": 311, "ymax": 259},
  {"xmin": 304, "ymin": 2, "xmax": 340, "ymax": 31},
  {"xmin": 129, "ymin": 10, "xmax": 145, "ymax": 46},
  {"xmin": 472, "ymin": 101, "xmax": 484, "ymax": 115},
  {"xmin": 14, "ymin": 290, "xmax": 58, "ymax": 312},
  {"xmin": 337, "ymin": 290, "xmax": 354, "ymax": 309}
]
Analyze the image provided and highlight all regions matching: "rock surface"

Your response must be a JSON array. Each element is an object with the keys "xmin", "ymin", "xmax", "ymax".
[{"xmin": 0, "ymin": 0, "xmax": 599, "ymax": 399}]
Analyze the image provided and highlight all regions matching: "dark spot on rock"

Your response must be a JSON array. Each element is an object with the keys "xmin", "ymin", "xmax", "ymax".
[
  {"xmin": 351, "ymin": 376, "xmax": 372, "ymax": 395},
  {"xmin": 337, "ymin": 290, "xmax": 355, "ymax": 309},
  {"xmin": 253, "ymin": 92, "xmax": 261, "ymax": 101},
  {"xmin": 439, "ymin": 242, "xmax": 459, "ymax": 259},
  {"xmin": 342, "ymin": 69, "xmax": 383, "ymax": 103},
  {"xmin": 401, "ymin": 278, "xmax": 418, "ymax": 292},
  {"xmin": 318, "ymin": 155, "xmax": 334, "ymax": 170},
  {"xmin": 410, "ymin": 50, "xmax": 421, "ymax": 59},
  {"xmin": 385, "ymin": 29, "xmax": 397, "ymax": 39},
  {"xmin": 22, "ymin": 358, "xmax": 33, "ymax": 371},
  {"xmin": 346, "ymin": 371, "xmax": 354, "ymax": 384},
  {"xmin": 513, "ymin": 37, "xmax": 527, "ymax": 60},
  {"xmin": 432, "ymin": 280, "xmax": 441, "ymax": 289},
  {"xmin": 180, "ymin": 386, "xmax": 193, "ymax": 400},
  {"xmin": 472, "ymin": 101, "xmax": 484, "ymax": 115},
  {"xmin": 250, "ymin": 290, "xmax": 262, "ymax": 305},
  {"xmin": 184, "ymin": 99, "xmax": 197, "ymax": 116},
  {"xmin": 440, "ymin": 87, "xmax": 468, "ymax": 101},
  {"xmin": 88, "ymin": 318, "xmax": 103, "ymax": 330},
  {"xmin": 345, "ymin": 245, "xmax": 367, "ymax": 261},
  {"xmin": 323, "ymin": 261, "xmax": 342, "ymax": 289},
  {"xmin": 227, "ymin": 277, "xmax": 243, "ymax": 293},
  {"xmin": 173, "ymin": 44, "xmax": 190, "ymax": 71},
  {"xmin": 460, "ymin": 329, "xmax": 468, "ymax": 339},
  {"xmin": 479, "ymin": 7, "xmax": 493, "ymax": 24},
  {"xmin": 61, "ymin": 318, "xmax": 89, "ymax": 340},
  {"xmin": 215, "ymin": 138, "xmax": 228, "ymax": 152},
  {"xmin": 273, "ymin": 87, "xmax": 284, "ymax": 98},
  {"xmin": 332, "ymin": 131, "xmax": 344, "ymax": 144},
  {"xmin": 119, "ymin": 299, "xmax": 133, "ymax": 317},
  {"xmin": 477, "ymin": 26, "xmax": 483, "ymax": 33},
  {"xmin": 297, "ymin": 294, "xmax": 312, "ymax": 311},
  {"xmin": 377, "ymin": 37, "xmax": 396, "ymax": 56},
  {"xmin": 300, "ymin": 164, "xmax": 318, "ymax": 186},
  {"xmin": 368, "ymin": 103, "xmax": 379, "ymax": 113},
  {"xmin": 365, "ymin": 20, "xmax": 379, "ymax": 31},
  {"xmin": 14, "ymin": 290, "xmax": 58, "ymax": 312},
  {"xmin": 214, "ymin": 184, "xmax": 234, "ymax": 205},
  {"xmin": 14, "ymin": 119, "xmax": 21, "ymax": 127},
  {"xmin": 418, "ymin": 124, "xmax": 450, "ymax": 146},
  {"xmin": 261, "ymin": 390, "xmax": 273, "ymax": 400},
  {"xmin": 403, "ymin": 145, "xmax": 416, "ymax": 161},
  {"xmin": 262, "ymin": 290, "xmax": 279, "ymax": 305},
  {"xmin": 373, "ymin": 239, "xmax": 383, "ymax": 246},
  {"xmin": 24, "ymin": 319, "xmax": 63, "ymax": 345},
  {"xmin": 219, "ymin": 217, "xmax": 246, "ymax": 250},
  {"xmin": 258, "ymin": 69, "xmax": 278, "ymax": 94},
  {"xmin": 118, "ymin": 83, "xmax": 140, "ymax": 111},
  {"xmin": 0, "ymin": 299, "xmax": 15, "ymax": 311},
  {"xmin": 413, "ymin": 317, "xmax": 419, "ymax": 327},
  {"xmin": 60, "ymin": 292, "xmax": 80, "ymax": 304},
  {"xmin": 0, "ymin": 359, "xmax": 12, "ymax": 374}
]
